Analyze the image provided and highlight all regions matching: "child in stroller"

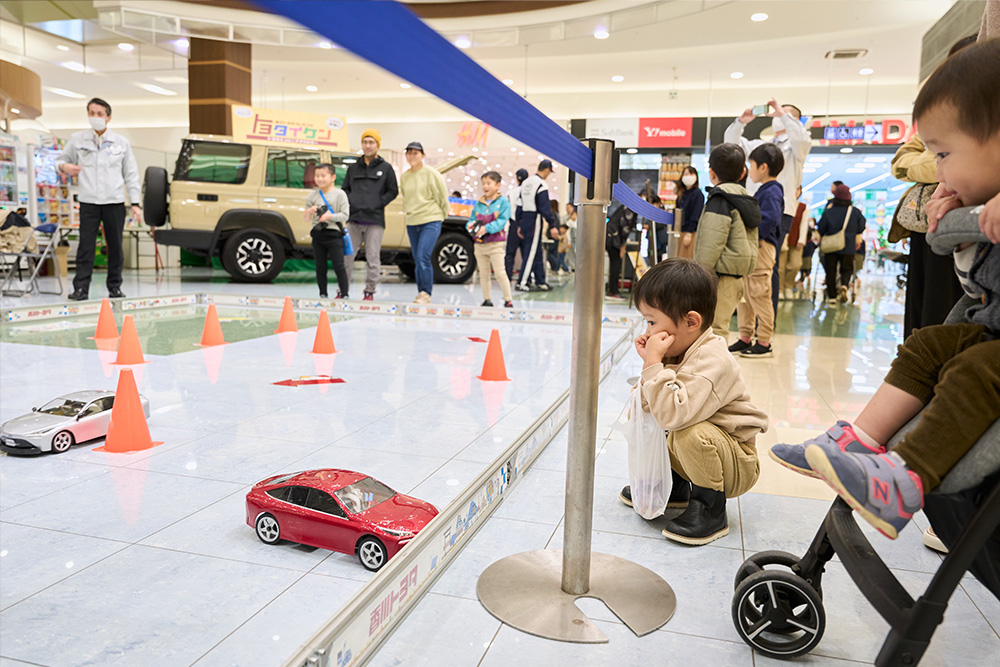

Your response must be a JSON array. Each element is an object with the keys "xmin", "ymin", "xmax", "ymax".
[{"xmin": 771, "ymin": 39, "xmax": 1000, "ymax": 542}]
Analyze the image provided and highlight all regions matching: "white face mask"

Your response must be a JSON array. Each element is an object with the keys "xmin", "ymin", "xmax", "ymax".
[
  {"xmin": 89, "ymin": 116, "xmax": 107, "ymax": 132},
  {"xmin": 681, "ymin": 174, "xmax": 697, "ymax": 187}
]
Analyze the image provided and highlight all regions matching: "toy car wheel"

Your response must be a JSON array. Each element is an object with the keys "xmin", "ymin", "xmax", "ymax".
[
  {"xmin": 51, "ymin": 430, "xmax": 75, "ymax": 453},
  {"xmin": 357, "ymin": 536, "xmax": 388, "ymax": 571},
  {"xmin": 432, "ymin": 232, "xmax": 474, "ymax": 284},
  {"xmin": 223, "ymin": 229, "xmax": 287, "ymax": 283},
  {"xmin": 255, "ymin": 513, "xmax": 282, "ymax": 544},
  {"xmin": 732, "ymin": 570, "xmax": 825, "ymax": 658}
]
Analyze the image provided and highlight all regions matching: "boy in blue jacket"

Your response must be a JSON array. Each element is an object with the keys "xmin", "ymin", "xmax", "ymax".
[
  {"xmin": 730, "ymin": 143, "xmax": 784, "ymax": 358},
  {"xmin": 468, "ymin": 171, "xmax": 514, "ymax": 307}
]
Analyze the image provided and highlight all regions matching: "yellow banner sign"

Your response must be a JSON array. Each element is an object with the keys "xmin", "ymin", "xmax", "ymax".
[{"xmin": 231, "ymin": 106, "xmax": 349, "ymax": 150}]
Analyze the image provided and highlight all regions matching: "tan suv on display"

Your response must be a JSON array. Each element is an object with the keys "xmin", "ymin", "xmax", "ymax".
[{"xmin": 144, "ymin": 135, "xmax": 478, "ymax": 283}]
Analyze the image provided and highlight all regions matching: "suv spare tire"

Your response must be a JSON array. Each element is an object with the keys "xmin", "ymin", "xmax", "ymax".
[
  {"xmin": 222, "ymin": 228, "xmax": 287, "ymax": 283},
  {"xmin": 433, "ymin": 231, "xmax": 475, "ymax": 284},
  {"xmin": 143, "ymin": 167, "xmax": 168, "ymax": 227}
]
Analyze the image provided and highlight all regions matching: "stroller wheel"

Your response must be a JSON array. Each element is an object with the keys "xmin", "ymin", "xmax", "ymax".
[
  {"xmin": 732, "ymin": 570, "xmax": 826, "ymax": 658},
  {"xmin": 734, "ymin": 551, "xmax": 823, "ymax": 599},
  {"xmin": 734, "ymin": 551, "xmax": 800, "ymax": 589}
]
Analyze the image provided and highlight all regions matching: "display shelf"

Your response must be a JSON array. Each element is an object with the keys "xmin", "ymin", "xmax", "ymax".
[
  {"xmin": 658, "ymin": 153, "xmax": 691, "ymax": 210},
  {"xmin": 34, "ymin": 142, "xmax": 78, "ymax": 228},
  {"xmin": 0, "ymin": 144, "xmax": 17, "ymax": 205}
]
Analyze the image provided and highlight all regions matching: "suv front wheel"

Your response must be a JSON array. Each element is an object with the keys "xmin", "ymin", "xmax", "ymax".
[
  {"xmin": 433, "ymin": 232, "xmax": 475, "ymax": 284},
  {"xmin": 222, "ymin": 229, "xmax": 287, "ymax": 283}
]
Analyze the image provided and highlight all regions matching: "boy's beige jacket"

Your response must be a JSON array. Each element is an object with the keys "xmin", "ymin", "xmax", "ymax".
[{"xmin": 639, "ymin": 328, "xmax": 769, "ymax": 443}]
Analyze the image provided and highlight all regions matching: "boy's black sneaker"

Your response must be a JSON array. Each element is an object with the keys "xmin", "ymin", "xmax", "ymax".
[
  {"xmin": 504, "ymin": 300, "xmax": 513, "ymax": 308},
  {"xmin": 728, "ymin": 339, "xmax": 752, "ymax": 354},
  {"xmin": 319, "ymin": 292, "xmax": 328, "ymax": 299},
  {"xmin": 619, "ymin": 485, "xmax": 633, "ymax": 507},
  {"xmin": 741, "ymin": 343, "xmax": 773, "ymax": 358},
  {"xmin": 481, "ymin": 299, "xmax": 494, "ymax": 307}
]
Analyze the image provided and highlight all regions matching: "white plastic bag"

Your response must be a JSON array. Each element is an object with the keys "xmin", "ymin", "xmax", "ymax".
[{"xmin": 614, "ymin": 384, "xmax": 672, "ymax": 520}]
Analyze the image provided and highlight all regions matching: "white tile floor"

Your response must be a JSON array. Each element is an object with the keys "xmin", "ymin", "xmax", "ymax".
[{"xmin": 2, "ymin": 266, "xmax": 998, "ymax": 666}]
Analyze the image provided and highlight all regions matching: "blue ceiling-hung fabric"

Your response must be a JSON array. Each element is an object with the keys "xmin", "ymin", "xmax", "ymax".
[
  {"xmin": 250, "ymin": 0, "xmax": 673, "ymax": 226},
  {"xmin": 251, "ymin": 0, "xmax": 593, "ymax": 178}
]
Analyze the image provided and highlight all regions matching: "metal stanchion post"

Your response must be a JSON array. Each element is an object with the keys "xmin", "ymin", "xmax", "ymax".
[
  {"xmin": 561, "ymin": 139, "xmax": 612, "ymax": 595},
  {"xmin": 478, "ymin": 139, "xmax": 676, "ymax": 643}
]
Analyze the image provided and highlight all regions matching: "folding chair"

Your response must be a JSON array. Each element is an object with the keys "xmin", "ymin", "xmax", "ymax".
[{"xmin": 0, "ymin": 222, "xmax": 65, "ymax": 297}]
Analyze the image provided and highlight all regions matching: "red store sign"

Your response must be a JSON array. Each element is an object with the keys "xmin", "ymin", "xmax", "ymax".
[{"xmin": 637, "ymin": 117, "xmax": 693, "ymax": 148}]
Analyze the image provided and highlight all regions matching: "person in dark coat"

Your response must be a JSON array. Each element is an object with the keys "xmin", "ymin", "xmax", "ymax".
[
  {"xmin": 606, "ymin": 204, "xmax": 637, "ymax": 299},
  {"xmin": 817, "ymin": 183, "xmax": 866, "ymax": 304},
  {"xmin": 676, "ymin": 166, "xmax": 705, "ymax": 259}
]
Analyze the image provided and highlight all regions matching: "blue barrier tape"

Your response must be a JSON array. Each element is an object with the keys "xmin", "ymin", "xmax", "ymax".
[
  {"xmin": 612, "ymin": 182, "xmax": 674, "ymax": 226},
  {"xmin": 252, "ymin": 0, "xmax": 674, "ymax": 226},
  {"xmin": 252, "ymin": 0, "xmax": 593, "ymax": 178}
]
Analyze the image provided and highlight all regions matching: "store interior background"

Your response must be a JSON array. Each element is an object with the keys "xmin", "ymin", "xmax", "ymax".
[{"xmin": 0, "ymin": 0, "xmax": 975, "ymax": 268}]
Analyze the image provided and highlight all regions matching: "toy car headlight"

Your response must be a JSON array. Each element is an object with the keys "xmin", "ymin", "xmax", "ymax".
[
  {"xmin": 23, "ymin": 427, "xmax": 54, "ymax": 436},
  {"xmin": 377, "ymin": 527, "xmax": 414, "ymax": 538}
]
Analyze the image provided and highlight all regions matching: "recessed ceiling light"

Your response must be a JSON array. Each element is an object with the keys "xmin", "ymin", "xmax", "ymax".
[
  {"xmin": 62, "ymin": 62, "xmax": 86, "ymax": 72},
  {"xmin": 46, "ymin": 87, "xmax": 86, "ymax": 98},
  {"xmin": 138, "ymin": 83, "xmax": 177, "ymax": 96},
  {"xmin": 481, "ymin": 151, "xmax": 488, "ymax": 156},
  {"xmin": 518, "ymin": 151, "xmax": 524, "ymax": 155},
  {"xmin": 840, "ymin": 147, "xmax": 854, "ymax": 153},
  {"xmin": 502, "ymin": 79, "xmax": 514, "ymax": 86},
  {"xmin": 611, "ymin": 75, "xmax": 624, "ymax": 82},
  {"xmin": 400, "ymin": 83, "xmax": 411, "ymax": 89},
  {"xmin": 454, "ymin": 37, "xmax": 471, "ymax": 49},
  {"xmin": 448, "ymin": 151, "xmax": 455, "ymax": 156},
  {"xmin": 306, "ymin": 85, "xmax": 318, "ymax": 92},
  {"xmin": 10, "ymin": 108, "xmax": 20, "ymax": 114},
  {"xmin": 859, "ymin": 68, "xmax": 874, "ymax": 75},
  {"xmin": 751, "ymin": 13, "xmax": 768, "ymax": 22},
  {"xmin": 56, "ymin": 45, "xmax": 70, "ymax": 52},
  {"xmin": 118, "ymin": 43, "xmax": 135, "ymax": 51},
  {"xmin": 510, "ymin": 147, "xmax": 517, "ymax": 152},
  {"xmin": 626, "ymin": 148, "xmax": 638, "ymax": 154},
  {"xmin": 437, "ymin": 147, "xmax": 444, "ymax": 152},
  {"xmin": 594, "ymin": 29, "xmax": 609, "ymax": 40},
  {"xmin": 175, "ymin": 38, "xmax": 190, "ymax": 48},
  {"xmin": 730, "ymin": 72, "xmax": 744, "ymax": 79}
]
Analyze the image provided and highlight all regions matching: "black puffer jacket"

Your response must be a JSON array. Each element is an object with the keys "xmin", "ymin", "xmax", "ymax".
[{"xmin": 341, "ymin": 155, "xmax": 399, "ymax": 227}]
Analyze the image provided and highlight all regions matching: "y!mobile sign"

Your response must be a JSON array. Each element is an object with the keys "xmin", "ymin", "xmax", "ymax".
[{"xmin": 638, "ymin": 117, "xmax": 693, "ymax": 148}]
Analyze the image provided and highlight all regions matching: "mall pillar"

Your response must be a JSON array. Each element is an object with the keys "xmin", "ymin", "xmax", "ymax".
[{"xmin": 187, "ymin": 38, "xmax": 251, "ymax": 136}]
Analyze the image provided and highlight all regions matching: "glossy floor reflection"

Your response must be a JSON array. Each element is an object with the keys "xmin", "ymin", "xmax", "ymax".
[
  {"xmin": 0, "ymin": 285, "xmax": 625, "ymax": 667},
  {"xmin": 2, "ymin": 263, "xmax": 994, "ymax": 667}
]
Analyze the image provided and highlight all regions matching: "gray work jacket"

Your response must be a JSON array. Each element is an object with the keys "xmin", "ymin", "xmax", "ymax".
[{"xmin": 55, "ymin": 129, "xmax": 141, "ymax": 205}]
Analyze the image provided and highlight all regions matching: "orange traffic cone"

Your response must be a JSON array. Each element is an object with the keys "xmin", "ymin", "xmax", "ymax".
[
  {"xmin": 91, "ymin": 298, "xmax": 119, "ymax": 340},
  {"xmin": 477, "ymin": 329, "xmax": 510, "ymax": 381},
  {"xmin": 113, "ymin": 315, "xmax": 146, "ymax": 365},
  {"xmin": 96, "ymin": 368, "xmax": 162, "ymax": 453},
  {"xmin": 274, "ymin": 296, "xmax": 298, "ymax": 333},
  {"xmin": 312, "ymin": 310, "xmax": 337, "ymax": 354},
  {"xmin": 198, "ymin": 303, "xmax": 227, "ymax": 346}
]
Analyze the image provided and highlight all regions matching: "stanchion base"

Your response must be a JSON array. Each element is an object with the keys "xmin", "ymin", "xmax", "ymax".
[{"xmin": 477, "ymin": 549, "xmax": 676, "ymax": 643}]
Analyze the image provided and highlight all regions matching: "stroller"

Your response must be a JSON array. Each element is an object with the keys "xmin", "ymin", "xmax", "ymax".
[{"xmin": 732, "ymin": 207, "xmax": 1000, "ymax": 665}]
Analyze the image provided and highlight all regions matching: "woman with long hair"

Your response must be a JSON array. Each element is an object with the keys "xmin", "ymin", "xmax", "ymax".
[{"xmin": 676, "ymin": 165, "xmax": 704, "ymax": 259}]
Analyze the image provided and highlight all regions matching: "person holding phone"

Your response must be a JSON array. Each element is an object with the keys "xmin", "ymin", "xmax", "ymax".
[{"xmin": 725, "ymin": 98, "xmax": 812, "ymax": 322}]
